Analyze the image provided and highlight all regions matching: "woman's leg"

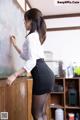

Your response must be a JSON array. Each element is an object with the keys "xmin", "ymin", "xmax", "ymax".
[
  {"xmin": 31, "ymin": 93, "xmax": 49, "ymax": 120},
  {"xmin": 43, "ymin": 94, "xmax": 49, "ymax": 120}
]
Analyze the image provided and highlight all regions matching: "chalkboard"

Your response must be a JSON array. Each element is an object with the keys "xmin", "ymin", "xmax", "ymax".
[{"xmin": 0, "ymin": 0, "xmax": 26, "ymax": 77}]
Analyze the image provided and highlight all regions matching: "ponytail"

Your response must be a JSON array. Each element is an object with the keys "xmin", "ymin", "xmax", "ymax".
[{"xmin": 24, "ymin": 8, "xmax": 46, "ymax": 45}]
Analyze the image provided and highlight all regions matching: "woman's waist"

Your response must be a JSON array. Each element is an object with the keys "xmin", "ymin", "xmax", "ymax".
[{"xmin": 36, "ymin": 58, "xmax": 44, "ymax": 63}]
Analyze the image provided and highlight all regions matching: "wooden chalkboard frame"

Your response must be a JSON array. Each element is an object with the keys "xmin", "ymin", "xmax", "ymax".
[{"xmin": 13, "ymin": 0, "xmax": 26, "ymax": 12}]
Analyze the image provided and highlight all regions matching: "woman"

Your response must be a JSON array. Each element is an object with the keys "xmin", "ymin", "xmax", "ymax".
[{"xmin": 7, "ymin": 8, "xmax": 55, "ymax": 120}]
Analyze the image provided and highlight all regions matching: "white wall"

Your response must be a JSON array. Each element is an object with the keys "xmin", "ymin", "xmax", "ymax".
[
  {"xmin": 45, "ymin": 17, "xmax": 80, "ymax": 28},
  {"xmin": 43, "ymin": 18, "xmax": 80, "ymax": 65}
]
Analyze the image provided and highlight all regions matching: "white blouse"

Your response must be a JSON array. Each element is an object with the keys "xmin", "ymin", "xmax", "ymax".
[{"xmin": 20, "ymin": 31, "xmax": 44, "ymax": 73}]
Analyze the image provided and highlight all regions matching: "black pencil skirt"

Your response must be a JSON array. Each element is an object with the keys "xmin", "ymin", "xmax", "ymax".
[{"xmin": 31, "ymin": 58, "xmax": 55, "ymax": 95}]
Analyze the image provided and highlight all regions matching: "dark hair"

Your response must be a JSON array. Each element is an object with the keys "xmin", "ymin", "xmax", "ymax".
[{"xmin": 24, "ymin": 8, "xmax": 46, "ymax": 44}]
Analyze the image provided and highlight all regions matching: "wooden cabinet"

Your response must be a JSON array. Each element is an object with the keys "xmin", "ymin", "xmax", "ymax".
[
  {"xmin": 2, "ymin": 76, "xmax": 80, "ymax": 120},
  {"xmin": 27, "ymin": 79, "xmax": 33, "ymax": 120},
  {"xmin": 0, "ymin": 77, "xmax": 32, "ymax": 120},
  {"xmin": 49, "ymin": 77, "xmax": 80, "ymax": 120}
]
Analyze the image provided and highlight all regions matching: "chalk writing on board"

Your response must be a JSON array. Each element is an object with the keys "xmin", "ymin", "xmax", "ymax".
[{"xmin": 0, "ymin": 0, "xmax": 26, "ymax": 77}]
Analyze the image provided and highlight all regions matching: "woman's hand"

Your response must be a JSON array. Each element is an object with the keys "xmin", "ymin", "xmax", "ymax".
[
  {"xmin": 6, "ymin": 68, "xmax": 26, "ymax": 86},
  {"xmin": 10, "ymin": 35, "xmax": 16, "ymax": 46},
  {"xmin": 6, "ymin": 74, "xmax": 17, "ymax": 86},
  {"xmin": 10, "ymin": 35, "xmax": 21, "ymax": 54}
]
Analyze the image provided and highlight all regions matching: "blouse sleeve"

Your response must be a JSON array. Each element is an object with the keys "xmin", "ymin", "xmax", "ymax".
[
  {"xmin": 23, "ymin": 58, "xmax": 36, "ymax": 73},
  {"xmin": 22, "ymin": 35, "xmax": 37, "ymax": 73},
  {"xmin": 20, "ymin": 39, "xmax": 29, "ymax": 61}
]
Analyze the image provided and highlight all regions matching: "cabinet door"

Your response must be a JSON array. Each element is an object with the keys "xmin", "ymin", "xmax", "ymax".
[
  {"xmin": 27, "ymin": 79, "xmax": 33, "ymax": 120},
  {"xmin": 6, "ymin": 77, "xmax": 28, "ymax": 120},
  {"xmin": 0, "ymin": 87, "xmax": 6, "ymax": 112}
]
